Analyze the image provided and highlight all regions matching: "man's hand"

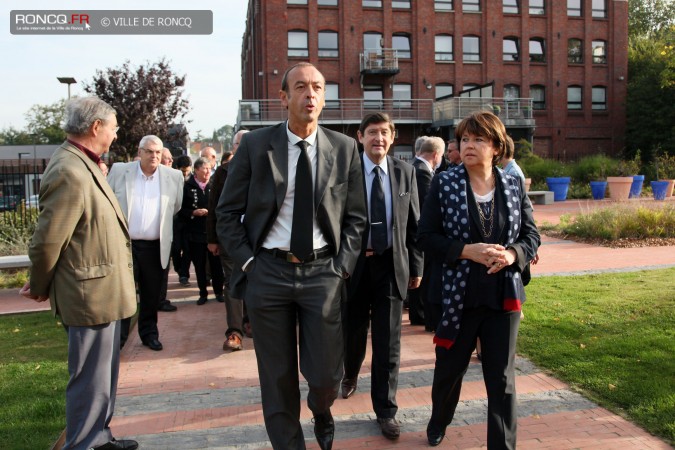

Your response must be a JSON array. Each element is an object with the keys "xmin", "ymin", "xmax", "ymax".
[
  {"xmin": 207, "ymin": 243, "xmax": 220, "ymax": 256},
  {"xmin": 193, "ymin": 208, "xmax": 208, "ymax": 217},
  {"xmin": 19, "ymin": 282, "xmax": 49, "ymax": 302},
  {"xmin": 408, "ymin": 276, "xmax": 422, "ymax": 289}
]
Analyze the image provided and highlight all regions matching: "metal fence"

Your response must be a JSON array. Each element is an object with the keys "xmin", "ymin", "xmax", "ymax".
[{"xmin": 0, "ymin": 159, "xmax": 47, "ymax": 228}]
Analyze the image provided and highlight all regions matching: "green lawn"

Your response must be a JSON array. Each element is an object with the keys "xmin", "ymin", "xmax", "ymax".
[
  {"xmin": 519, "ymin": 268, "xmax": 675, "ymax": 444},
  {"xmin": 0, "ymin": 312, "xmax": 68, "ymax": 450}
]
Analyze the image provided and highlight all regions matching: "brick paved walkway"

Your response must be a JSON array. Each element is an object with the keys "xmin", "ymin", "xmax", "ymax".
[{"xmin": 3, "ymin": 197, "xmax": 674, "ymax": 449}]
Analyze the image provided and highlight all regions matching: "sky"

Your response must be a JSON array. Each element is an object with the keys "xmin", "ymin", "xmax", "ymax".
[{"xmin": 0, "ymin": 1, "xmax": 249, "ymax": 138}]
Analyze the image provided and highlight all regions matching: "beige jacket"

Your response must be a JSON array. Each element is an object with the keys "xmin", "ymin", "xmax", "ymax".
[{"xmin": 28, "ymin": 142, "xmax": 137, "ymax": 326}]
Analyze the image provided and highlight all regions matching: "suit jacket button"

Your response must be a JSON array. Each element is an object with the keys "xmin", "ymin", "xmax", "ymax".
[{"xmin": 128, "ymin": 263, "xmax": 132, "ymax": 268}]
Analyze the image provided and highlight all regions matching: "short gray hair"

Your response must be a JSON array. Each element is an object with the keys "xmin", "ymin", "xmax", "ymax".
[
  {"xmin": 193, "ymin": 157, "xmax": 210, "ymax": 171},
  {"xmin": 414, "ymin": 136, "xmax": 430, "ymax": 155},
  {"xmin": 62, "ymin": 97, "xmax": 116, "ymax": 135},
  {"xmin": 139, "ymin": 135, "xmax": 163, "ymax": 149},
  {"xmin": 419, "ymin": 136, "xmax": 445, "ymax": 155}
]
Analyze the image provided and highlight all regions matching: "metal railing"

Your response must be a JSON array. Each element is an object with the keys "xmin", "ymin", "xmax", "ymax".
[
  {"xmin": 433, "ymin": 97, "xmax": 534, "ymax": 123},
  {"xmin": 0, "ymin": 160, "xmax": 47, "ymax": 228},
  {"xmin": 360, "ymin": 48, "xmax": 400, "ymax": 73},
  {"xmin": 238, "ymin": 98, "xmax": 435, "ymax": 125}
]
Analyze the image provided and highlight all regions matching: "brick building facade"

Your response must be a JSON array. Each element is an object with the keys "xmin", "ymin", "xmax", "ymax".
[{"xmin": 239, "ymin": 0, "xmax": 628, "ymax": 160}]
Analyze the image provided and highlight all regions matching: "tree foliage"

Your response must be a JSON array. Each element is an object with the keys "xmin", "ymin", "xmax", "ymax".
[
  {"xmin": 626, "ymin": 0, "xmax": 675, "ymax": 159},
  {"xmin": 628, "ymin": 0, "xmax": 675, "ymax": 40},
  {"xmin": 24, "ymin": 99, "xmax": 66, "ymax": 144},
  {"xmin": 0, "ymin": 126, "xmax": 33, "ymax": 145},
  {"xmin": 212, "ymin": 125, "xmax": 234, "ymax": 147},
  {"xmin": 84, "ymin": 58, "xmax": 190, "ymax": 161}
]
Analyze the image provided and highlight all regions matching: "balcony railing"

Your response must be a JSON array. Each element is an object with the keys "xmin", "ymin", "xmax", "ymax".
[
  {"xmin": 237, "ymin": 97, "xmax": 534, "ymax": 127},
  {"xmin": 360, "ymin": 48, "xmax": 400, "ymax": 74},
  {"xmin": 433, "ymin": 97, "xmax": 534, "ymax": 123},
  {"xmin": 238, "ymin": 99, "xmax": 434, "ymax": 125}
]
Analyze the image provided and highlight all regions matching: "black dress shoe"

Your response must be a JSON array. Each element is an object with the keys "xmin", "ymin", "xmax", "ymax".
[
  {"xmin": 314, "ymin": 411, "xmax": 334, "ymax": 450},
  {"xmin": 377, "ymin": 417, "xmax": 401, "ymax": 440},
  {"xmin": 341, "ymin": 377, "xmax": 357, "ymax": 399},
  {"xmin": 215, "ymin": 295, "xmax": 225, "ymax": 303},
  {"xmin": 196, "ymin": 296, "xmax": 208, "ymax": 305},
  {"xmin": 158, "ymin": 300, "xmax": 177, "ymax": 312},
  {"xmin": 426, "ymin": 421, "xmax": 446, "ymax": 446},
  {"xmin": 93, "ymin": 438, "xmax": 139, "ymax": 449},
  {"xmin": 142, "ymin": 338, "xmax": 163, "ymax": 351}
]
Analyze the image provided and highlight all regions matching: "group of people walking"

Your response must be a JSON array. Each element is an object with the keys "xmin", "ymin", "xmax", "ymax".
[{"xmin": 21, "ymin": 62, "xmax": 539, "ymax": 450}]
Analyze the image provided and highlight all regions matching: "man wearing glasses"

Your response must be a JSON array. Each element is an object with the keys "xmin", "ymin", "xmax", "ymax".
[{"xmin": 108, "ymin": 135, "xmax": 184, "ymax": 351}]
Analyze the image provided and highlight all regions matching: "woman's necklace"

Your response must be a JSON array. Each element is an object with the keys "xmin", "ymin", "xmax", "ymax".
[{"xmin": 475, "ymin": 172, "xmax": 495, "ymax": 238}]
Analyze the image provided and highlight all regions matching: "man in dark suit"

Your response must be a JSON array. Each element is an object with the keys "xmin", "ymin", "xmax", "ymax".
[
  {"xmin": 341, "ymin": 113, "xmax": 423, "ymax": 440},
  {"xmin": 409, "ymin": 136, "xmax": 444, "ymax": 327},
  {"xmin": 216, "ymin": 62, "xmax": 367, "ymax": 450},
  {"xmin": 411, "ymin": 136, "xmax": 445, "ymax": 331},
  {"xmin": 21, "ymin": 97, "xmax": 138, "ymax": 450}
]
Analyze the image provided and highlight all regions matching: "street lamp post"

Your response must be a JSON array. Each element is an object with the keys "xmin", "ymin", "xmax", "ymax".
[
  {"xmin": 57, "ymin": 77, "xmax": 77, "ymax": 99},
  {"xmin": 18, "ymin": 152, "xmax": 31, "ymax": 198}
]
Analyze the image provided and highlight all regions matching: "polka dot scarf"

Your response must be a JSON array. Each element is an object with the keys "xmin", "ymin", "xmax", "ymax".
[{"xmin": 433, "ymin": 166, "xmax": 526, "ymax": 350}]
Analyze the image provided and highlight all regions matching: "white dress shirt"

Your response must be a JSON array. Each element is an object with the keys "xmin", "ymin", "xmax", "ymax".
[
  {"xmin": 363, "ymin": 155, "xmax": 393, "ymax": 250},
  {"xmin": 128, "ymin": 165, "xmax": 161, "ymax": 241},
  {"xmin": 262, "ymin": 122, "xmax": 329, "ymax": 251}
]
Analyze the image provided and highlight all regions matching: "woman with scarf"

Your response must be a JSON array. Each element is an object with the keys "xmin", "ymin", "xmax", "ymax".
[{"xmin": 417, "ymin": 111, "xmax": 540, "ymax": 448}]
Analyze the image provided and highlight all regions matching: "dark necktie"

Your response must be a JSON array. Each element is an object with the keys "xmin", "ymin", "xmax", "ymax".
[
  {"xmin": 290, "ymin": 140, "xmax": 314, "ymax": 261},
  {"xmin": 370, "ymin": 166, "xmax": 388, "ymax": 254}
]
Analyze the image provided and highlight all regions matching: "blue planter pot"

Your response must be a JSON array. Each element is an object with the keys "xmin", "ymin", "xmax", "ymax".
[
  {"xmin": 651, "ymin": 180, "xmax": 670, "ymax": 201},
  {"xmin": 546, "ymin": 177, "xmax": 571, "ymax": 202},
  {"xmin": 629, "ymin": 175, "xmax": 645, "ymax": 198},
  {"xmin": 589, "ymin": 181, "xmax": 607, "ymax": 200}
]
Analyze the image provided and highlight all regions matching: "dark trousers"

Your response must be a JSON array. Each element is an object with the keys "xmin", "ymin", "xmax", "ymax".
[
  {"xmin": 190, "ymin": 241, "xmax": 224, "ymax": 298},
  {"xmin": 343, "ymin": 251, "xmax": 402, "ymax": 419},
  {"xmin": 158, "ymin": 265, "xmax": 169, "ymax": 303},
  {"xmin": 172, "ymin": 227, "xmax": 191, "ymax": 279},
  {"xmin": 430, "ymin": 307, "xmax": 521, "ymax": 450},
  {"xmin": 407, "ymin": 287, "xmax": 425, "ymax": 325},
  {"xmin": 219, "ymin": 246, "xmax": 244, "ymax": 337},
  {"xmin": 246, "ymin": 251, "xmax": 344, "ymax": 450},
  {"xmin": 130, "ymin": 240, "xmax": 163, "ymax": 341}
]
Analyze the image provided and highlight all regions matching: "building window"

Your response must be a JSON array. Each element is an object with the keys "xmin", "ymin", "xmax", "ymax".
[
  {"xmin": 363, "ymin": 0, "xmax": 382, "ymax": 7},
  {"xmin": 461, "ymin": 84, "xmax": 481, "ymax": 96},
  {"xmin": 503, "ymin": 37, "xmax": 519, "ymax": 62},
  {"xmin": 435, "ymin": 83, "xmax": 453, "ymax": 99},
  {"xmin": 503, "ymin": 0, "xmax": 519, "ymax": 14},
  {"xmin": 567, "ymin": 0, "xmax": 581, "ymax": 17},
  {"xmin": 462, "ymin": 0, "xmax": 480, "ymax": 12},
  {"xmin": 288, "ymin": 31, "xmax": 308, "ymax": 57},
  {"xmin": 287, "ymin": 0, "xmax": 308, "ymax": 4},
  {"xmin": 592, "ymin": 40, "xmax": 607, "ymax": 64},
  {"xmin": 364, "ymin": 32, "xmax": 382, "ymax": 52},
  {"xmin": 364, "ymin": 85, "xmax": 384, "ymax": 109},
  {"xmin": 463, "ymin": 36, "xmax": 481, "ymax": 62},
  {"xmin": 435, "ymin": 35, "xmax": 454, "ymax": 61},
  {"xmin": 318, "ymin": 0, "xmax": 338, "ymax": 5},
  {"xmin": 529, "ymin": 38, "xmax": 545, "ymax": 63},
  {"xmin": 435, "ymin": 0, "xmax": 453, "ymax": 11},
  {"xmin": 393, "ymin": 83, "xmax": 412, "ymax": 108},
  {"xmin": 393, "ymin": 34, "xmax": 411, "ymax": 58},
  {"xmin": 592, "ymin": 0, "xmax": 606, "ymax": 18},
  {"xmin": 392, "ymin": 0, "xmax": 411, "ymax": 8},
  {"xmin": 568, "ymin": 85, "xmax": 582, "ymax": 110},
  {"xmin": 568, "ymin": 38, "xmax": 583, "ymax": 64},
  {"xmin": 318, "ymin": 31, "xmax": 339, "ymax": 57},
  {"xmin": 504, "ymin": 84, "xmax": 520, "ymax": 99},
  {"xmin": 325, "ymin": 83, "xmax": 339, "ymax": 109},
  {"xmin": 592, "ymin": 86, "xmax": 607, "ymax": 110},
  {"xmin": 531, "ymin": 85, "xmax": 545, "ymax": 109},
  {"xmin": 529, "ymin": 0, "xmax": 545, "ymax": 15}
]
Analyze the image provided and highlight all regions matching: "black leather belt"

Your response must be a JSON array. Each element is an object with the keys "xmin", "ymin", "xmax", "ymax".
[{"xmin": 261, "ymin": 246, "xmax": 332, "ymax": 264}]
